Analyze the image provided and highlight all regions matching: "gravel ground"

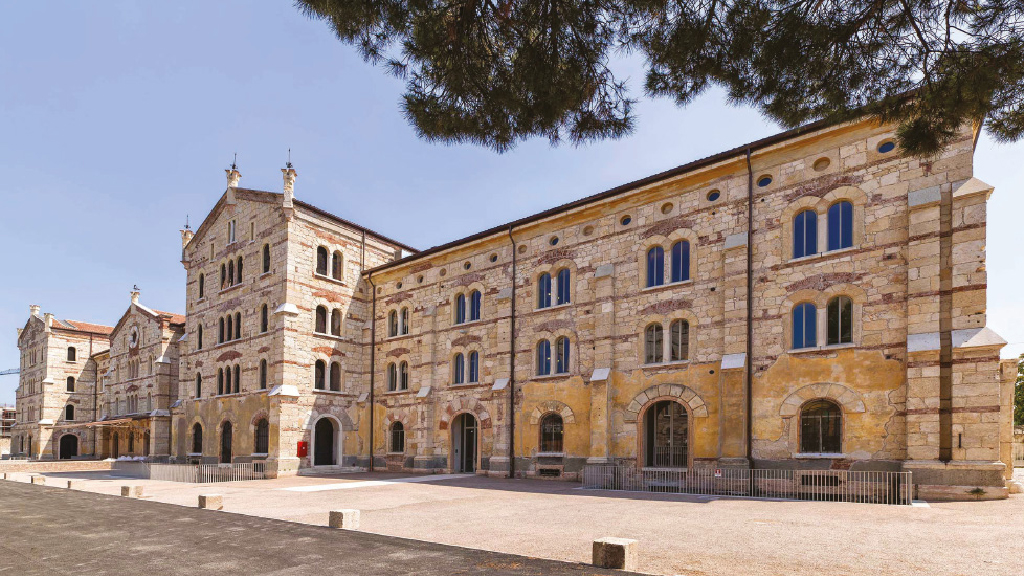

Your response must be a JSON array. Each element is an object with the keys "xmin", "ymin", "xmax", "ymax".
[{"xmin": 10, "ymin": 469, "xmax": 1024, "ymax": 576}]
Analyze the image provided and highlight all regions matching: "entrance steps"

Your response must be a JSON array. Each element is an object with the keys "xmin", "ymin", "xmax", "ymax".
[{"xmin": 297, "ymin": 465, "xmax": 365, "ymax": 476}]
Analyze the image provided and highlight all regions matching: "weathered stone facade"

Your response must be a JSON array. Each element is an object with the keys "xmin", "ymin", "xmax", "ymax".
[{"xmin": 13, "ymin": 116, "xmax": 1017, "ymax": 499}]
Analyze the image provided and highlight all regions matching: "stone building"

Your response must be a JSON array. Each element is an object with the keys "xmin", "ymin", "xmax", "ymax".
[
  {"xmin": 12, "ymin": 307, "xmax": 111, "ymax": 459},
  {"xmin": 12, "ymin": 113, "xmax": 1018, "ymax": 499}
]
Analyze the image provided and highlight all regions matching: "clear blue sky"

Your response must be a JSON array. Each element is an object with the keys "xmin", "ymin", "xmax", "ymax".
[{"xmin": 1, "ymin": 2, "xmax": 1021, "ymax": 405}]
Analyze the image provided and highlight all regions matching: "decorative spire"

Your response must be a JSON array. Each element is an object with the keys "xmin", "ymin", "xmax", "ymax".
[
  {"xmin": 282, "ymin": 150, "xmax": 297, "ymax": 208},
  {"xmin": 225, "ymin": 153, "xmax": 241, "ymax": 188}
]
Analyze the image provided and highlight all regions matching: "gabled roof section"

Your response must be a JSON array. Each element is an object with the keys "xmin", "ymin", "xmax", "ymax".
[
  {"xmin": 55, "ymin": 319, "xmax": 114, "ymax": 336},
  {"xmin": 111, "ymin": 303, "xmax": 186, "ymax": 339},
  {"xmin": 187, "ymin": 186, "xmax": 416, "ymax": 253}
]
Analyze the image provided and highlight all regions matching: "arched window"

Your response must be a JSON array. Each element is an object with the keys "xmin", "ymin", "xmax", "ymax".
[
  {"xmin": 452, "ymin": 353, "xmax": 465, "ymax": 384},
  {"xmin": 66, "ymin": 376, "xmax": 75, "ymax": 392},
  {"xmin": 540, "ymin": 414, "xmax": 563, "ymax": 452},
  {"xmin": 670, "ymin": 319, "xmax": 690, "ymax": 361},
  {"xmin": 399, "ymin": 361, "xmax": 408, "ymax": 391},
  {"xmin": 254, "ymin": 419, "xmax": 269, "ymax": 454},
  {"xmin": 220, "ymin": 263, "xmax": 227, "ymax": 289},
  {"xmin": 537, "ymin": 273, "xmax": 552, "ymax": 309},
  {"xmin": 644, "ymin": 324, "xmax": 663, "ymax": 364},
  {"xmin": 468, "ymin": 351, "xmax": 479, "ymax": 383},
  {"xmin": 646, "ymin": 246, "xmax": 665, "ymax": 287},
  {"xmin": 233, "ymin": 363, "xmax": 240, "ymax": 393},
  {"xmin": 67, "ymin": 347, "xmax": 76, "ymax": 361},
  {"xmin": 262, "ymin": 244, "xmax": 271, "ymax": 274},
  {"xmin": 555, "ymin": 336, "xmax": 570, "ymax": 374},
  {"xmin": 195, "ymin": 373, "xmax": 202, "ymax": 397},
  {"xmin": 827, "ymin": 201, "xmax": 853, "ymax": 251},
  {"xmin": 198, "ymin": 273, "xmax": 205, "ymax": 298},
  {"xmin": 236, "ymin": 256, "xmax": 243, "ymax": 284},
  {"xmin": 391, "ymin": 421, "xmax": 405, "ymax": 453},
  {"xmin": 399, "ymin": 307, "xmax": 409, "ymax": 335},
  {"xmin": 218, "ymin": 317, "xmax": 225, "ymax": 343},
  {"xmin": 331, "ymin": 251, "xmax": 343, "ymax": 280},
  {"xmin": 227, "ymin": 259, "xmax": 235, "ymax": 286},
  {"xmin": 827, "ymin": 296, "xmax": 853, "ymax": 345},
  {"xmin": 469, "ymin": 291, "xmax": 482, "ymax": 321},
  {"xmin": 794, "ymin": 209, "xmax": 818, "ymax": 259},
  {"xmin": 454, "ymin": 293, "xmax": 466, "ymax": 325},
  {"xmin": 191, "ymin": 423, "xmax": 203, "ymax": 454},
  {"xmin": 793, "ymin": 303, "xmax": 817, "ymax": 349},
  {"xmin": 387, "ymin": 362, "xmax": 398, "ymax": 392},
  {"xmin": 315, "ymin": 306, "xmax": 328, "ymax": 334},
  {"xmin": 234, "ymin": 312, "xmax": 241, "ymax": 340},
  {"xmin": 331, "ymin": 309, "xmax": 342, "ymax": 336},
  {"xmin": 316, "ymin": 246, "xmax": 329, "ymax": 276},
  {"xmin": 556, "ymin": 269, "xmax": 571, "ymax": 305},
  {"xmin": 536, "ymin": 340, "xmax": 552, "ymax": 376},
  {"xmin": 329, "ymin": 361, "xmax": 341, "ymax": 391},
  {"xmin": 800, "ymin": 400, "xmax": 842, "ymax": 453},
  {"xmin": 64, "ymin": 405, "xmax": 74, "ymax": 421},
  {"xmin": 224, "ymin": 366, "xmax": 232, "ymax": 395},
  {"xmin": 314, "ymin": 360, "xmax": 326, "ymax": 390},
  {"xmin": 226, "ymin": 315, "xmax": 233, "ymax": 342},
  {"xmin": 198, "ymin": 325, "xmax": 204, "ymax": 349},
  {"xmin": 261, "ymin": 305, "xmax": 269, "ymax": 333},
  {"xmin": 671, "ymin": 240, "xmax": 690, "ymax": 283},
  {"xmin": 388, "ymin": 310, "xmax": 399, "ymax": 337},
  {"xmin": 259, "ymin": 359, "xmax": 267, "ymax": 390},
  {"xmin": 217, "ymin": 368, "xmax": 224, "ymax": 395}
]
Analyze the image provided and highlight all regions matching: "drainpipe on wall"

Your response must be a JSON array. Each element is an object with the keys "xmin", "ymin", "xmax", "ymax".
[
  {"xmin": 91, "ymin": 334, "xmax": 98, "ymax": 457},
  {"xmin": 368, "ymin": 271, "xmax": 377, "ymax": 472},
  {"xmin": 507, "ymin": 225, "xmax": 517, "ymax": 479},
  {"xmin": 745, "ymin": 147, "xmax": 755, "ymax": 465}
]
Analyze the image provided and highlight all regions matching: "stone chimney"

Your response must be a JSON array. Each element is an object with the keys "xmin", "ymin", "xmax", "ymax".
[
  {"xmin": 226, "ymin": 160, "xmax": 241, "ymax": 188},
  {"xmin": 282, "ymin": 162, "xmax": 297, "ymax": 209},
  {"xmin": 180, "ymin": 227, "xmax": 195, "ymax": 249},
  {"xmin": 29, "ymin": 305, "xmax": 40, "ymax": 317},
  {"xmin": 43, "ymin": 312, "xmax": 53, "ymax": 332},
  {"xmin": 131, "ymin": 288, "xmax": 140, "ymax": 306}
]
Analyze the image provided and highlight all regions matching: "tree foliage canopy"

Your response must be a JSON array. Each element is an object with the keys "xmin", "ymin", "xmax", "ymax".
[{"xmin": 297, "ymin": 0, "xmax": 1024, "ymax": 155}]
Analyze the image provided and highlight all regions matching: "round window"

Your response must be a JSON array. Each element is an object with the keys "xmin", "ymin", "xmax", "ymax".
[
  {"xmin": 549, "ymin": 237, "xmax": 559, "ymax": 246},
  {"xmin": 706, "ymin": 190, "xmax": 721, "ymax": 202},
  {"xmin": 463, "ymin": 262, "xmax": 471, "ymax": 270},
  {"xmin": 620, "ymin": 216, "xmax": 632, "ymax": 226},
  {"xmin": 812, "ymin": 157, "xmax": 830, "ymax": 172},
  {"xmin": 757, "ymin": 176, "xmax": 773, "ymax": 187},
  {"xmin": 489, "ymin": 253, "xmax": 498, "ymax": 263},
  {"xmin": 877, "ymin": 141, "xmax": 896, "ymax": 153}
]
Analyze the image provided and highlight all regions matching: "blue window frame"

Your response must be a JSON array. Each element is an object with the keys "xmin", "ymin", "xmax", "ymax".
[
  {"xmin": 453, "ymin": 353, "xmax": 465, "ymax": 384},
  {"xmin": 454, "ymin": 293, "xmax": 466, "ymax": 324},
  {"xmin": 793, "ymin": 209, "xmax": 818, "ymax": 259},
  {"xmin": 793, "ymin": 303, "xmax": 817, "ymax": 349},
  {"xmin": 827, "ymin": 201, "xmax": 853, "ymax": 251},
  {"xmin": 670, "ymin": 241, "xmax": 690, "ymax": 283},
  {"xmin": 555, "ymin": 336, "xmax": 570, "ymax": 374},
  {"xmin": 536, "ymin": 340, "xmax": 551, "ymax": 376},
  {"xmin": 468, "ymin": 351, "xmax": 479, "ymax": 383},
  {"xmin": 537, "ymin": 273, "xmax": 552, "ymax": 308},
  {"xmin": 646, "ymin": 246, "xmax": 665, "ymax": 287},
  {"xmin": 556, "ymin": 269, "xmax": 571, "ymax": 305},
  {"xmin": 469, "ymin": 290, "xmax": 482, "ymax": 321}
]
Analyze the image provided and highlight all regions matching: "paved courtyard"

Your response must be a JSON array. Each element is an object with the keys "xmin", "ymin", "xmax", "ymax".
[{"xmin": 5, "ymin": 468, "xmax": 1024, "ymax": 576}]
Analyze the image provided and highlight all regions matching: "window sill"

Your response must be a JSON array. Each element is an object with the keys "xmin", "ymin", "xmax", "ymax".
[
  {"xmin": 535, "ymin": 303, "xmax": 572, "ymax": 312},
  {"xmin": 536, "ymin": 452, "xmax": 565, "ymax": 458},
  {"xmin": 313, "ymin": 389, "xmax": 349, "ymax": 396},
  {"xmin": 532, "ymin": 373, "xmax": 571, "ymax": 381},
  {"xmin": 383, "ymin": 389, "xmax": 412, "ymax": 395},
  {"xmin": 450, "ymin": 382, "xmax": 481, "ymax": 388},
  {"xmin": 453, "ymin": 319, "xmax": 485, "ymax": 329},
  {"xmin": 787, "ymin": 246, "xmax": 859, "ymax": 265},
  {"xmin": 641, "ymin": 360, "xmax": 690, "ymax": 369},
  {"xmin": 641, "ymin": 279, "xmax": 693, "ymax": 293},
  {"xmin": 259, "ymin": 272, "xmax": 272, "ymax": 279},
  {"xmin": 386, "ymin": 451, "xmax": 405, "ymax": 456},
  {"xmin": 384, "ymin": 333, "xmax": 412, "ymax": 341},
  {"xmin": 793, "ymin": 452, "xmax": 846, "ymax": 459},
  {"xmin": 218, "ymin": 284, "xmax": 242, "ymax": 295},
  {"xmin": 314, "ymin": 332, "xmax": 347, "ymax": 342},
  {"xmin": 313, "ymin": 273, "xmax": 348, "ymax": 287},
  {"xmin": 788, "ymin": 343, "xmax": 856, "ymax": 354},
  {"xmin": 251, "ymin": 452, "xmax": 269, "ymax": 457}
]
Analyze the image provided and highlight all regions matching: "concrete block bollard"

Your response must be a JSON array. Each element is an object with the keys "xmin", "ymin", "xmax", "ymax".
[
  {"xmin": 30, "ymin": 475, "xmax": 46, "ymax": 485},
  {"xmin": 328, "ymin": 509, "xmax": 360, "ymax": 530},
  {"xmin": 198, "ymin": 494, "xmax": 223, "ymax": 510},
  {"xmin": 66, "ymin": 480, "xmax": 81, "ymax": 490},
  {"xmin": 121, "ymin": 485, "xmax": 143, "ymax": 498},
  {"xmin": 592, "ymin": 537, "xmax": 639, "ymax": 571}
]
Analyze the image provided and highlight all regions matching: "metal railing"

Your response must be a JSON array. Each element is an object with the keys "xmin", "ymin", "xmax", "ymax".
[
  {"xmin": 112, "ymin": 461, "xmax": 266, "ymax": 483},
  {"xmin": 581, "ymin": 465, "xmax": 913, "ymax": 506}
]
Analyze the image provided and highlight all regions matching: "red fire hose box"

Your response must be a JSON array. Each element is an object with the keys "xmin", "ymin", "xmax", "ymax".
[{"xmin": 297, "ymin": 441, "xmax": 308, "ymax": 458}]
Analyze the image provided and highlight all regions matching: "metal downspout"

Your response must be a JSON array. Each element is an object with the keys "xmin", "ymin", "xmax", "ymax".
[
  {"xmin": 368, "ymin": 270, "xmax": 377, "ymax": 472},
  {"xmin": 745, "ymin": 147, "xmax": 754, "ymax": 464},
  {"xmin": 508, "ymin": 225, "xmax": 517, "ymax": 479}
]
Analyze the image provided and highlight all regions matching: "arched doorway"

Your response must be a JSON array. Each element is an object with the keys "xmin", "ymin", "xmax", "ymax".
[
  {"xmin": 451, "ymin": 414, "xmax": 477, "ymax": 473},
  {"xmin": 643, "ymin": 400, "xmax": 689, "ymax": 468},
  {"xmin": 112, "ymin": 433, "xmax": 119, "ymax": 458},
  {"xmin": 59, "ymin": 434, "xmax": 78, "ymax": 460},
  {"xmin": 143, "ymin": 431, "xmax": 151, "ymax": 458},
  {"xmin": 313, "ymin": 418, "xmax": 337, "ymax": 466},
  {"xmin": 220, "ymin": 423, "xmax": 233, "ymax": 464}
]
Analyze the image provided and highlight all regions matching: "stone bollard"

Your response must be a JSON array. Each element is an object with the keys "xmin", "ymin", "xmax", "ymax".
[
  {"xmin": 0, "ymin": 472, "xmax": 7, "ymax": 480},
  {"xmin": 66, "ymin": 480, "xmax": 81, "ymax": 490},
  {"xmin": 30, "ymin": 475, "xmax": 46, "ymax": 485},
  {"xmin": 121, "ymin": 485, "xmax": 143, "ymax": 498},
  {"xmin": 592, "ymin": 537, "xmax": 639, "ymax": 571},
  {"xmin": 198, "ymin": 494, "xmax": 223, "ymax": 510},
  {"xmin": 328, "ymin": 509, "xmax": 360, "ymax": 530}
]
